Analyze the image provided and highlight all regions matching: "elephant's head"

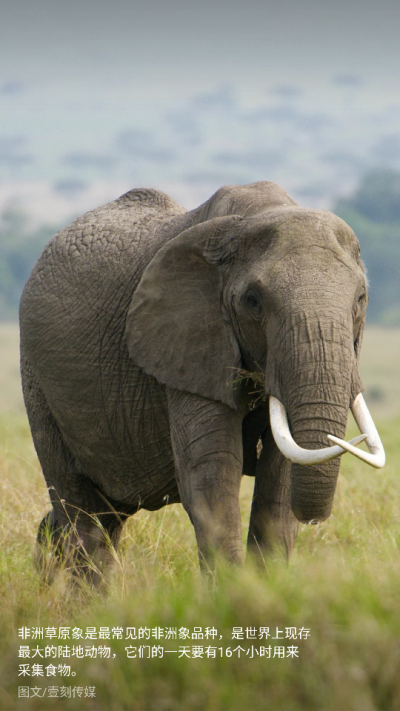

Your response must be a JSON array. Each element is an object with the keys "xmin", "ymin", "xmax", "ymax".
[{"xmin": 126, "ymin": 182, "xmax": 384, "ymax": 524}]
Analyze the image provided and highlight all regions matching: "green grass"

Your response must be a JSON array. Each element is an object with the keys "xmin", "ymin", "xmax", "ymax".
[{"xmin": 1, "ymin": 326, "xmax": 400, "ymax": 709}]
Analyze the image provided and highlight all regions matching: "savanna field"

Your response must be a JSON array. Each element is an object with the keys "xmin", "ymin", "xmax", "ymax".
[{"xmin": 1, "ymin": 324, "xmax": 400, "ymax": 711}]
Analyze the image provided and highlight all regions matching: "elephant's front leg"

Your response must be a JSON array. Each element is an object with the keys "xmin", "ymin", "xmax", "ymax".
[
  {"xmin": 167, "ymin": 389, "xmax": 244, "ymax": 567},
  {"xmin": 247, "ymin": 424, "xmax": 299, "ymax": 562}
]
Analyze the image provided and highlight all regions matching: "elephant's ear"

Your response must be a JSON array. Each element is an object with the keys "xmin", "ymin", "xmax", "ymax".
[{"xmin": 125, "ymin": 216, "xmax": 242, "ymax": 409}]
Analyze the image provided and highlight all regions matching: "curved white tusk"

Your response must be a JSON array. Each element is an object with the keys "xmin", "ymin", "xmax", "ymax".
[
  {"xmin": 269, "ymin": 395, "xmax": 368, "ymax": 466},
  {"xmin": 327, "ymin": 392, "xmax": 385, "ymax": 469}
]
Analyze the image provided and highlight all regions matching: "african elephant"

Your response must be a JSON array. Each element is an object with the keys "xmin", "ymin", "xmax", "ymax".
[{"xmin": 19, "ymin": 181, "xmax": 384, "ymax": 578}]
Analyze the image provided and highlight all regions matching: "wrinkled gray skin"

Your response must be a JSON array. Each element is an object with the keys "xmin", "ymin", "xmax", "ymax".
[{"xmin": 20, "ymin": 182, "xmax": 367, "ymax": 578}]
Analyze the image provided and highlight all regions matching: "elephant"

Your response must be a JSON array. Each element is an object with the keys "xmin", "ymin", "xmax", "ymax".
[{"xmin": 19, "ymin": 181, "xmax": 385, "ymax": 579}]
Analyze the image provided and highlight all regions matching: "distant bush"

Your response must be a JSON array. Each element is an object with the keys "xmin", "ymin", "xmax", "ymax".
[
  {"xmin": 0, "ymin": 208, "xmax": 58, "ymax": 320},
  {"xmin": 337, "ymin": 169, "xmax": 400, "ymax": 223},
  {"xmin": 334, "ymin": 169, "xmax": 400, "ymax": 325}
]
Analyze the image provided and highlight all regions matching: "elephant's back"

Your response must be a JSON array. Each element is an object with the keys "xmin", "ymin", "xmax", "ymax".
[
  {"xmin": 21, "ymin": 188, "xmax": 186, "ymax": 308},
  {"xmin": 20, "ymin": 188, "xmax": 186, "ymax": 349}
]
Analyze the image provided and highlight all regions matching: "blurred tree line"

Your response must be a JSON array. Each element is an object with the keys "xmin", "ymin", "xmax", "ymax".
[
  {"xmin": 0, "ymin": 170, "xmax": 399, "ymax": 324},
  {"xmin": 0, "ymin": 208, "xmax": 57, "ymax": 321},
  {"xmin": 334, "ymin": 169, "xmax": 400, "ymax": 326}
]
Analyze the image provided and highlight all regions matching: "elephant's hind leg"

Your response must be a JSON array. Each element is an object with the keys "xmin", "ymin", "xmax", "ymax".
[{"xmin": 21, "ymin": 356, "xmax": 125, "ymax": 585}]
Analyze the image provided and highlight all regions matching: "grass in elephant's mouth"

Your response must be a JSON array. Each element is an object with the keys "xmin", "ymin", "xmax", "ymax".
[
  {"xmin": 1, "ymin": 414, "xmax": 400, "ymax": 711},
  {"xmin": 233, "ymin": 367, "xmax": 266, "ymax": 407}
]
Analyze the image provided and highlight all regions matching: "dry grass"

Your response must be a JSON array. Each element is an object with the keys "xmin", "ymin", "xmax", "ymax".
[
  {"xmin": 1, "ymin": 413, "xmax": 400, "ymax": 710},
  {"xmin": 0, "ymin": 324, "xmax": 24, "ymax": 414},
  {"xmin": 360, "ymin": 327, "xmax": 400, "ymax": 419}
]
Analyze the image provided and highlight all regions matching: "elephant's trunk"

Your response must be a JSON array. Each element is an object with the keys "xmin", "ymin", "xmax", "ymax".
[
  {"xmin": 267, "ymin": 313, "xmax": 355, "ymax": 524},
  {"xmin": 288, "ymin": 387, "xmax": 350, "ymax": 523}
]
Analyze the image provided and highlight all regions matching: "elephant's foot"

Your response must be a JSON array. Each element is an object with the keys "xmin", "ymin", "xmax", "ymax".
[
  {"xmin": 35, "ymin": 509, "xmax": 121, "ymax": 588},
  {"xmin": 247, "ymin": 510, "xmax": 299, "ymax": 566}
]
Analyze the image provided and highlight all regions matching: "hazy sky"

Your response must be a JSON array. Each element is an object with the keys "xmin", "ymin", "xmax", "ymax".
[
  {"xmin": 2, "ymin": 0, "xmax": 400, "ymax": 98},
  {"xmin": 1, "ymin": 0, "xmax": 400, "ymax": 221}
]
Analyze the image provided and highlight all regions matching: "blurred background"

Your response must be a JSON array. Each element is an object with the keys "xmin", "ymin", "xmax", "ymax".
[{"xmin": 1, "ymin": 0, "xmax": 400, "ymax": 415}]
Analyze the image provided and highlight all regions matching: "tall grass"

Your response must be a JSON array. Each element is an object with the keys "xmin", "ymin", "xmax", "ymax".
[{"xmin": 1, "ymin": 413, "xmax": 400, "ymax": 710}]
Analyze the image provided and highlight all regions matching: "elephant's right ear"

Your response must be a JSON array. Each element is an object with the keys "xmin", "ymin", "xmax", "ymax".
[{"xmin": 125, "ymin": 216, "xmax": 242, "ymax": 409}]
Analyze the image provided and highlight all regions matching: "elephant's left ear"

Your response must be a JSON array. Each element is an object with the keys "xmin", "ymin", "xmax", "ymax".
[{"xmin": 125, "ymin": 216, "xmax": 242, "ymax": 409}]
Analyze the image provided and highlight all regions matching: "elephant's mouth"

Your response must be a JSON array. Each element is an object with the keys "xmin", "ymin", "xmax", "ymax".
[{"xmin": 269, "ymin": 393, "xmax": 385, "ymax": 470}]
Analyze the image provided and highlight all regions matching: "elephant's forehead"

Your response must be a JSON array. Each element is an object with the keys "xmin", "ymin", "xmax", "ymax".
[
  {"xmin": 256, "ymin": 242, "xmax": 358, "ymax": 283},
  {"xmin": 268, "ymin": 247, "xmax": 357, "ymax": 286},
  {"xmin": 244, "ymin": 207, "xmax": 359, "ymax": 255},
  {"xmin": 245, "ymin": 234, "xmax": 361, "ymax": 294},
  {"xmin": 246, "ymin": 246, "xmax": 360, "ymax": 315},
  {"xmin": 272, "ymin": 210, "xmax": 355, "ymax": 247}
]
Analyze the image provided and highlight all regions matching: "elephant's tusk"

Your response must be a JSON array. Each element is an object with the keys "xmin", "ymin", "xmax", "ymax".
[
  {"xmin": 269, "ymin": 395, "xmax": 368, "ymax": 466},
  {"xmin": 327, "ymin": 393, "xmax": 385, "ymax": 469}
]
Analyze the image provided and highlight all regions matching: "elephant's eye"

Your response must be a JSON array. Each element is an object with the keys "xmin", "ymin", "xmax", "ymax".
[
  {"xmin": 246, "ymin": 291, "xmax": 262, "ymax": 316},
  {"xmin": 358, "ymin": 291, "xmax": 366, "ymax": 303}
]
